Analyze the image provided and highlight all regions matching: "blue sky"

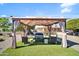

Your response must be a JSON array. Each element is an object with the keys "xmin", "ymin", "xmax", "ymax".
[{"xmin": 0, "ymin": 3, "xmax": 79, "ymax": 18}]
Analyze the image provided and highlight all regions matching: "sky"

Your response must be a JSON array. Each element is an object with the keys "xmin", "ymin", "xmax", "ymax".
[{"xmin": 0, "ymin": 3, "xmax": 79, "ymax": 18}]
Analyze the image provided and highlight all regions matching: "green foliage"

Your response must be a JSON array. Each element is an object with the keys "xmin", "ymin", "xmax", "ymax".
[
  {"xmin": 0, "ymin": 18, "xmax": 8, "ymax": 27},
  {"xmin": 0, "ymin": 17, "xmax": 11, "ymax": 31},
  {"xmin": 66, "ymin": 18, "xmax": 79, "ymax": 31},
  {"xmin": 16, "ymin": 23, "xmax": 24, "ymax": 31}
]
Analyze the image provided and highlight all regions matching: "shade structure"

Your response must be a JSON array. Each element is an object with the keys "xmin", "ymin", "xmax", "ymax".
[
  {"xmin": 11, "ymin": 17, "xmax": 67, "ymax": 49},
  {"xmin": 12, "ymin": 18, "xmax": 66, "ymax": 26}
]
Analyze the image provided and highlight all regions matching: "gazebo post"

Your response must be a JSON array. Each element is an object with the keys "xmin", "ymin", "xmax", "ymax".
[
  {"xmin": 48, "ymin": 25, "xmax": 51, "ymax": 40},
  {"xmin": 23, "ymin": 25, "xmax": 27, "ymax": 36},
  {"xmin": 12, "ymin": 19, "xmax": 17, "ymax": 49},
  {"xmin": 61, "ymin": 22, "xmax": 67, "ymax": 48}
]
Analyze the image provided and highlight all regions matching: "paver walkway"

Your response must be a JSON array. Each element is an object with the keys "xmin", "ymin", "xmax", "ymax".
[
  {"xmin": 0, "ymin": 34, "xmax": 21, "ymax": 53},
  {"xmin": 67, "ymin": 35, "xmax": 79, "ymax": 52},
  {"xmin": 0, "ymin": 37, "xmax": 12, "ymax": 53}
]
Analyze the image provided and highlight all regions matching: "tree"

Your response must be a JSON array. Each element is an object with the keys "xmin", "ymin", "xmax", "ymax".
[
  {"xmin": 16, "ymin": 23, "xmax": 24, "ymax": 31},
  {"xmin": 66, "ymin": 18, "xmax": 79, "ymax": 32},
  {"xmin": 0, "ymin": 17, "xmax": 11, "ymax": 32}
]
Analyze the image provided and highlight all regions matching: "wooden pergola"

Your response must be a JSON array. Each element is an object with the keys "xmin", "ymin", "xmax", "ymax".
[{"xmin": 11, "ymin": 17, "xmax": 67, "ymax": 49}]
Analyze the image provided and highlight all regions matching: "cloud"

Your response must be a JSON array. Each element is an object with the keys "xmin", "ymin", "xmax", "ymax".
[
  {"xmin": 60, "ymin": 3, "xmax": 76, "ymax": 8},
  {"xmin": 60, "ymin": 3, "xmax": 76, "ymax": 14},
  {"xmin": 61, "ymin": 8, "xmax": 71, "ymax": 13},
  {"xmin": 0, "ymin": 15, "xmax": 7, "ymax": 17}
]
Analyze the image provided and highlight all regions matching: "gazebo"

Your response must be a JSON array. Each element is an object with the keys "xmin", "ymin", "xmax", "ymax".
[{"xmin": 11, "ymin": 17, "xmax": 67, "ymax": 49}]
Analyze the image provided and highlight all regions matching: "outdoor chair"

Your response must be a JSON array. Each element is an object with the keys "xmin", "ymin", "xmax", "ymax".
[
  {"xmin": 48, "ymin": 37, "xmax": 57, "ymax": 44},
  {"xmin": 34, "ymin": 32, "xmax": 44, "ymax": 42},
  {"xmin": 22, "ymin": 36, "xmax": 28, "ymax": 44}
]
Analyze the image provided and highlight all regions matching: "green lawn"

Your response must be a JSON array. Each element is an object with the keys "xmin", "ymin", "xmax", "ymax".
[{"xmin": 0, "ymin": 42, "xmax": 79, "ymax": 56}]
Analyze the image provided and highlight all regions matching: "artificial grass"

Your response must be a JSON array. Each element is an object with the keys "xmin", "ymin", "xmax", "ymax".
[{"xmin": 0, "ymin": 41, "xmax": 79, "ymax": 56}]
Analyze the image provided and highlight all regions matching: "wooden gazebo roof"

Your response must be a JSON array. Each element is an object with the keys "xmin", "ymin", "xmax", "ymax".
[{"xmin": 12, "ymin": 17, "xmax": 66, "ymax": 26}]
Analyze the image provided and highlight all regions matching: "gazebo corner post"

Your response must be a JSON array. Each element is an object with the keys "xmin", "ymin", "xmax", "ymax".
[
  {"xmin": 61, "ymin": 22, "xmax": 67, "ymax": 48},
  {"xmin": 56, "ymin": 32, "xmax": 58, "ymax": 44},
  {"xmin": 62, "ymin": 33, "xmax": 67, "ymax": 48},
  {"xmin": 12, "ymin": 19, "xmax": 17, "ymax": 49}
]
